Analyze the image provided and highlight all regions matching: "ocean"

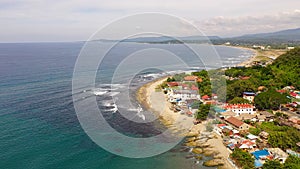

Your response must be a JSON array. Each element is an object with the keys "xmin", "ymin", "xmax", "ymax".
[{"xmin": 0, "ymin": 42, "xmax": 253, "ymax": 169}]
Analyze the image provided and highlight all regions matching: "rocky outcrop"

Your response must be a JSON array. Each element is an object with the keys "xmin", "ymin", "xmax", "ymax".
[
  {"xmin": 203, "ymin": 159, "xmax": 224, "ymax": 167},
  {"xmin": 192, "ymin": 148, "xmax": 203, "ymax": 154},
  {"xmin": 203, "ymin": 149, "xmax": 218, "ymax": 156}
]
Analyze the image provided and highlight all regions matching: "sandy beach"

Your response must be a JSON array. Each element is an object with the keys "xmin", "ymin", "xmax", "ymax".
[
  {"xmin": 230, "ymin": 45, "xmax": 286, "ymax": 67},
  {"xmin": 136, "ymin": 77, "xmax": 194, "ymax": 134}
]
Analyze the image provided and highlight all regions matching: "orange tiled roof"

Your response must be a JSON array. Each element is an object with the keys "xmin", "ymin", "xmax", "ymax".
[
  {"xmin": 224, "ymin": 103, "xmax": 254, "ymax": 109},
  {"xmin": 184, "ymin": 76, "xmax": 198, "ymax": 81},
  {"xmin": 225, "ymin": 116, "xmax": 244, "ymax": 128}
]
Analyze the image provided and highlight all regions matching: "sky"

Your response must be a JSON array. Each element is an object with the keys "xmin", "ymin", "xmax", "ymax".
[{"xmin": 1, "ymin": 0, "xmax": 300, "ymax": 42}]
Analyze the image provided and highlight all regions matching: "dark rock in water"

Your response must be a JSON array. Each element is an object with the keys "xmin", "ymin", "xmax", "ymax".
[
  {"xmin": 169, "ymin": 148, "xmax": 178, "ymax": 153},
  {"xmin": 180, "ymin": 147, "xmax": 190, "ymax": 152},
  {"xmin": 185, "ymin": 155, "xmax": 195, "ymax": 159},
  {"xmin": 194, "ymin": 156, "xmax": 203, "ymax": 160}
]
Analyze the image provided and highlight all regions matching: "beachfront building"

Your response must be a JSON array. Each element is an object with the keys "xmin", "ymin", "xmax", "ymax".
[
  {"xmin": 225, "ymin": 116, "xmax": 250, "ymax": 131},
  {"xmin": 243, "ymin": 92, "xmax": 256, "ymax": 103},
  {"xmin": 223, "ymin": 103, "xmax": 256, "ymax": 116},
  {"xmin": 168, "ymin": 89, "xmax": 200, "ymax": 102}
]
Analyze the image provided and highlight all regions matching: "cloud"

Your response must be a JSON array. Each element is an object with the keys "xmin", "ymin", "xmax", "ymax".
[
  {"xmin": 1, "ymin": 1, "xmax": 300, "ymax": 42},
  {"xmin": 196, "ymin": 9, "xmax": 300, "ymax": 37}
]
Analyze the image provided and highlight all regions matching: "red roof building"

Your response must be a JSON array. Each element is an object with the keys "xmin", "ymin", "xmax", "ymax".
[
  {"xmin": 223, "ymin": 103, "xmax": 256, "ymax": 115},
  {"xmin": 225, "ymin": 116, "xmax": 249, "ymax": 131},
  {"xmin": 167, "ymin": 82, "xmax": 179, "ymax": 87},
  {"xmin": 191, "ymin": 84, "xmax": 199, "ymax": 91},
  {"xmin": 184, "ymin": 76, "xmax": 202, "ymax": 82},
  {"xmin": 202, "ymin": 95, "xmax": 211, "ymax": 100}
]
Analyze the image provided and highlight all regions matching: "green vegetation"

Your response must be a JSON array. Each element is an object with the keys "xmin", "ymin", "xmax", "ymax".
[
  {"xmin": 261, "ymin": 155, "xmax": 300, "ymax": 169},
  {"xmin": 172, "ymin": 73, "xmax": 186, "ymax": 81},
  {"xmin": 192, "ymin": 70, "xmax": 212, "ymax": 96},
  {"xmin": 262, "ymin": 160, "xmax": 282, "ymax": 169},
  {"xmin": 249, "ymin": 127, "xmax": 261, "ymax": 135},
  {"xmin": 230, "ymin": 148, "xmax": 255, "ymax": 169},
  {"xmin": 254, "ymin": 89, "xmax": 290, "ymax": 110},
  {"xmin": 190, "ymin": 100, "xmax": 202, "ymax": 109},
  {"xmin": 225, "ymin": 48, "xmax": 300, "ymax": 105},
  {"xmin": 229, "ymin": 97, "xmax": 250, "ymax": 104},
  {"xmin": 195, "ymin": 104, "xmax": 211, "ymax": 120},
  {"xmin": 226, "ymin": 79, "xmax": 257, "ymax": 101},
  {"xmin": 256, "ymin": 122, "xmax": 300, "ymax": 151},
  {"xmin": 283, "ymin": 155, "xmax": 300, "ymax": 169},
  {"xmin": 159, "ymin": 81, "xmax": 168, "ymax": 89},
  {"xmin": 166, "ymin": 77, "xmax": 175, "ymax": 82}
]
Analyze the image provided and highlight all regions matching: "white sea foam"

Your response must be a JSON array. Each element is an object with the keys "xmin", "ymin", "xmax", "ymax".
[{"xmin": 108, "ymin": 92, "xmax": 120, "ymax": 97}]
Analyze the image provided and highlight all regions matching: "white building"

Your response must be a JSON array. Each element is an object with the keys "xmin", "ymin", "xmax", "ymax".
[
  {"xmin": 168, "ymin": 89, "xmax": 200, "ymax": 102},
  {"xmin": 223, "ymin": 103, "xmax": 256, "ymax": 115}
]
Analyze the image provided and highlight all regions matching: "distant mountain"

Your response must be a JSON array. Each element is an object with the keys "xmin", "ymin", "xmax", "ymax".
[
  {"xmin": 228, "ymin": 28, "xmax": 300, "ymax": 43},
  {"xmin": 97, "ymin": 28, "xmax": 300, "ymax": 45},
  {"xmin": 240, "ymin": 28, "xmax": 300, "ymax": 40},
  {"xmin": 98, "ymin": 36, "xmax": 221, "ymax": 44}
]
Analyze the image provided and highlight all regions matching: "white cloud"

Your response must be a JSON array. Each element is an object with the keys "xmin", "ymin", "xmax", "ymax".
[
  {"xmin": 0, "ymin": 0, "xmax": 300, "ymax": 41},
  {"xmin": 196, "ymin": 10, "xmax": 300, "ymax": 37}
]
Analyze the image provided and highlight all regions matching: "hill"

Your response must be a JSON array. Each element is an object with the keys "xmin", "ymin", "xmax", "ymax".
[{"xmin": 224, "ymin": 48, "xmax": 300, "ymax": 101}]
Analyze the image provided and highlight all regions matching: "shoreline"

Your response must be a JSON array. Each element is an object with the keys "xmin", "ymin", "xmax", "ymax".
[
  {"xmin": 229, "ymin": 45, "xmax": 258, "ymax": 67},
  {"xmin": 224, "ymin": 45, "xmax": 286, "ymax": 67}
]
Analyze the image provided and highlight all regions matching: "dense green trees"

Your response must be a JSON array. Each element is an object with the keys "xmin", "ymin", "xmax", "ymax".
[
  {"xmin": 166, "ymin": 77, "xmax": 175, "ymax": 82},
  {"xmin": 249, "ymin": 127, "xmax": 261, "ymax": 135},
  {"xmin": 226, "ymin": 79, "xmax": 257, "ymax": 101},
  {"xmin": 190, "ymin": 100, "xmax": 202, "ymax": 109},
  {"xmin": 262, "ymin": 155, "xmax": 300, "ymax": 169},
  {"xmin": 257, "ymin": 122, "xmax": 300, "ymax": 151},
  {"xmin": 271, "ymin": 48, "xmax": 300, "ymax": 89},
  {"xmin": 230, "ymin": 148, "xmax": 254, "ymax": 169},
  {"xmin": 254, "ymin": 89, "xmax": 290, "ymax": 110},
  {"xmin": 229, "ymin": 97, "xmax": 250, "ymax": 104},
  {"xmin": 225, "ymin": 48, "xmax": 300, "ymax": 102},
  {"xmin": 262, "ymin": 160, "xmax": 282, "ymax": 169},
  {"xmin": 195, "ymin": 104, "xmax": 211, "ymax": 120},
  {"xmin": 283, "ymin": 155, "xmax": 300, "ymax": 169},
  {"xmin": 192, "ymin": 70, "xmax": 212, "ymax": 96}
]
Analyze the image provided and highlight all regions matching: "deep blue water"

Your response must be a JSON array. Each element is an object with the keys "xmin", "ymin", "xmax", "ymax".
[{"xmin": 0, "ymin": 42, "xmax": 253, "ymax": 169}]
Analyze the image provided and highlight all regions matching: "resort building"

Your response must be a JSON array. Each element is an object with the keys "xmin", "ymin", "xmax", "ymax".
[
  {"xmin": 223, "ymin": 103, "xmax": 256, "ymax": 116},
  {"xmin": 168, "ymin": 89, "xmax": 200, "ymax": 102}
]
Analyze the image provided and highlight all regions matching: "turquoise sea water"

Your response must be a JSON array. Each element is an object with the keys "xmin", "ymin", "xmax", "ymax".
[{"xmin": 0, "ymin": 42, "xmax": 253, "ymax": 169}]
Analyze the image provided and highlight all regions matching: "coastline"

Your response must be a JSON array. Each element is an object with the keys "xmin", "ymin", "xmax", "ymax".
[
  {"xmin": 225, "ymin": 45, "xmax": 286, "ymax": 67},
  {"xmin": 231, "ymin": 46, "xmax": 258, "ymax": 67}
]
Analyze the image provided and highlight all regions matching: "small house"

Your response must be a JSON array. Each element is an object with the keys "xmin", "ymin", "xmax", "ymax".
[{"xmin": 243, "ymin": 92, "xmax": 256, "ymax": 103}]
